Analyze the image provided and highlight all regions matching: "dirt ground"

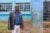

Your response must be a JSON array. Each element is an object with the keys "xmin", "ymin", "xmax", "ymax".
[
  {"xmin": 0, "ymin": 21, "xmax": 33, "ymax": 33},
  {"xmin": 0, "ymin": 21, "xmax": 50, "ymax": 33},
  {"xmin": 43, "ymin": 21, "xmax": 50, "ymax": 33}
]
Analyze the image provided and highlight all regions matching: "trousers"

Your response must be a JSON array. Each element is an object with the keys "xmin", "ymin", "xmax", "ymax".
[{"xmin": 12, "ymin": 25, "xmax": 20, "ymax": 33}]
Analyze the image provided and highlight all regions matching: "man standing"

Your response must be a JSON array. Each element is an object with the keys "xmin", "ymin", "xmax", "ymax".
[{"xmin": 8, "ymin": 5, "xmax": 24, "ymax": 33}]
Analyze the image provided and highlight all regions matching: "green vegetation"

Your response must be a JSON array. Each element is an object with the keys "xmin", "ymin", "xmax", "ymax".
[{"xmin": 0, "ymin": 22, "xmax": 11, "ymax": 33}]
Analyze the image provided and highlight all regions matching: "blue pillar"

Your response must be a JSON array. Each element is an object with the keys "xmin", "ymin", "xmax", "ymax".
[{"xmin": 31, "ymin": 0, "xmax": 43, "ymax": 33}]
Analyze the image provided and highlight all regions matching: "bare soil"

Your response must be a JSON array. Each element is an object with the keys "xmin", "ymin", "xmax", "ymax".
[
  {"xmin": 0, "ymin": 21, "xmax": 49, "ymax": 33},
  {"xmin": 43, "ymin": 21, "xmax": 50, "ymax": 33}
]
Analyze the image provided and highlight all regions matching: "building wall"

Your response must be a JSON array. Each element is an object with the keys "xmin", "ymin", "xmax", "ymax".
[
  {"xmin": 0, "ymin": 0, "xmax": 45, "ymax": 22},
  {"xmin": 0, "ymin": 0, "xmax": 31, "ymax": 21}
]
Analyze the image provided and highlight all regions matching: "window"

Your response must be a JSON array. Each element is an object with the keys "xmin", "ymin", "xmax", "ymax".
[
  {"xmin": 16, "ymin": 3, "xmax": 30, "ymax": 11},
  {"xmin": 43, "ymin": 1, "xmax": 50, "ymax": 21},
  {"xmin": 0, "ymin": 3, "xmax": 12, "ymax": 12}
]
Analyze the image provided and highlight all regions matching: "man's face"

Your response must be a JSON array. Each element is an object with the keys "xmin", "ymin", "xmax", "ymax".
[{"xmin": 15, "ymin": 6, "xmax": 19, "ymax": 11}]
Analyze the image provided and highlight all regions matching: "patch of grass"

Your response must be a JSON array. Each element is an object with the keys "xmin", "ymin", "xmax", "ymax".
[{"xmin": 0, "ymin": 22, "xmax": 11, "ymax": 33}]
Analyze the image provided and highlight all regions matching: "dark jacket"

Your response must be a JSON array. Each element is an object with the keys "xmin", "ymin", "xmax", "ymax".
[{"xmin": 8, "ymin": 12, "xmax": 24, "ymax": 30}]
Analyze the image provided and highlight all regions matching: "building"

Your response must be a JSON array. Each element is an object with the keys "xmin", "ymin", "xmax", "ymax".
[
  {"xmin": 43, "ymin": 0, "xmax": 50, "ymax": 21},
  {"xmin": 0, "ymin": 0, "xmax": 31, "ymax": 21},
  {"xmin": 0, "ymin": 0, "xmax": 50, "ymax": 25}
]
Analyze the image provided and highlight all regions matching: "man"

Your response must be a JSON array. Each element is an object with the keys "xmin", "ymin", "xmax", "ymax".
[{"xmin": 8, "ymin": 5, "xmax": 24, "ymax": 33}]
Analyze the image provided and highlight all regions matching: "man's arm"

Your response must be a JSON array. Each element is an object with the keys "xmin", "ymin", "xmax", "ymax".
[
  {"xmin": 20, "ymin": 14, "xmax": 24, "ymax": 28},
  {"xmin": 8, "ymin": 12, "xmax": 12, "ymax": 30}
]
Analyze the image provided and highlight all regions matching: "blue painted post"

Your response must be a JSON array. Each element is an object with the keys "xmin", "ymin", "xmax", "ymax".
[{"xmin": 31, "ymin": 0, "xmax": 43, "ymax": 33}]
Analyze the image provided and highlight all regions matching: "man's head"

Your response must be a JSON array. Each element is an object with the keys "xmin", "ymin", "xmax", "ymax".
[{"xmin": 15, "ymin": 5, "xmax": 19, "ymax": 11}]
